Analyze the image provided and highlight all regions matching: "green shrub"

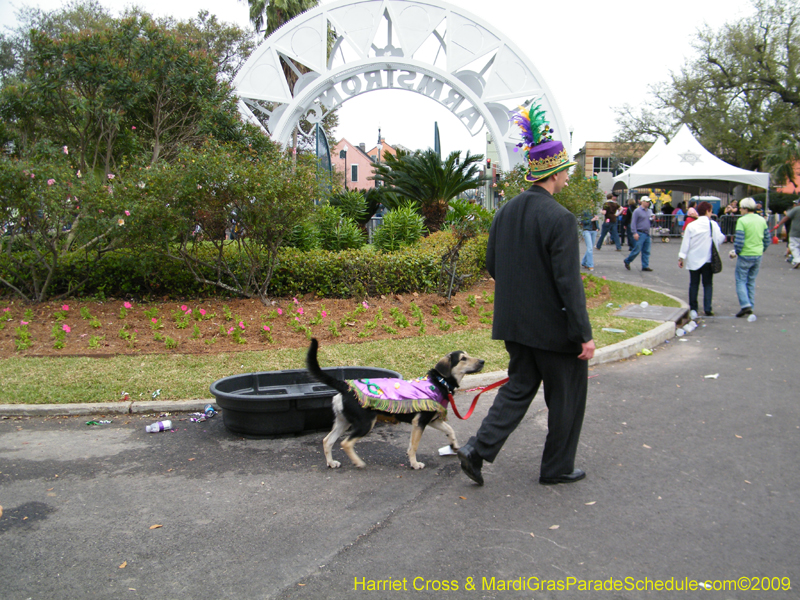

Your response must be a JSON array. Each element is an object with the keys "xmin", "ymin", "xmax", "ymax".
[
  {"xmin": 314, "ymin": 205, "xmax": 366, "ymax": 251},
  {"xmin": 372, "ymin": 203, "xmax": 426, "ymax": 251}
]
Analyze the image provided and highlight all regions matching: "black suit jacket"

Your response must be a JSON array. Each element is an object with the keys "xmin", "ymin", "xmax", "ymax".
[{"xmin": 486, "ymin": 185, "xmax": 593, "ymax": 354}]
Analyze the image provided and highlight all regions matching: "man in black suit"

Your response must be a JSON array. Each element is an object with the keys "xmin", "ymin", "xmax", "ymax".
[{"xmin": 458, "ymin": 106, "xmax": 595, "ymax": 486}]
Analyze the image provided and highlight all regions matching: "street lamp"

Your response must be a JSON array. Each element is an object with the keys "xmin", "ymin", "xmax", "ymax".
[{"xmin": 339, "ymin": 144, "xmax": 348, "ymax": 190}]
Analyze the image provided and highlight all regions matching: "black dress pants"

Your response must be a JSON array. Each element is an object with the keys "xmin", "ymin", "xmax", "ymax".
[{"xmin": 470, "ymin": 340, "xmax": 588, "ymax": 478}]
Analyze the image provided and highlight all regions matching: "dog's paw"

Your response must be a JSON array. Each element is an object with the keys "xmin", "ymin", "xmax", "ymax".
[
  {"xmin": 411, "ymin": 461, "xmax": 426, "ymax": 470},
  {"xmin": 327, "ymin": 460, "xmax": 341, "ymax": 468}
]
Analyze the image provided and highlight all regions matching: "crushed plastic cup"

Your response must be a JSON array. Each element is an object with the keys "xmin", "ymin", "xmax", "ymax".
[
  {"xmin": 640, "ymin": 301, "xmax": 649, "ymax": 308},
  {"xmin": 438, "ymin": 445, "xmax": 457, "ymax": 456},
  {"xmin": 747, "ymin": 314, "xmax": 757, "ymax": 322}
]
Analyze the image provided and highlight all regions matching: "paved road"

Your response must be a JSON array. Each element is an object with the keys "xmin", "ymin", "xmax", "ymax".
[{"xmin": 1, "ymin": 239, "xmax": 797, "ymax": 599}]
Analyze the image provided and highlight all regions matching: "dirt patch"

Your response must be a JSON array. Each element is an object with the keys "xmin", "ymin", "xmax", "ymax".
[{"xmin": 0, "ymin": 277, "xmax": 611, "ymax": 359}]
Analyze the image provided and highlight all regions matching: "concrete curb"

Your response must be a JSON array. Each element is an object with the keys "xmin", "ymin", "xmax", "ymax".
[{"xmin": 0, "ymin": 295, "xmax": 688, "ymax": 418}]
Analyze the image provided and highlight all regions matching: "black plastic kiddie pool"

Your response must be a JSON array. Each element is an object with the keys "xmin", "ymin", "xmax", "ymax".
[{"xmin": 210, "ymin": 367, "xmax": 401, "ymax": 437}]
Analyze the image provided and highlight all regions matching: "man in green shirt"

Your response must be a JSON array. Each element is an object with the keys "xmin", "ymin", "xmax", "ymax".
[{"xmin": 733, "ymin": 198, "xmax": 771, "ymax": 318}]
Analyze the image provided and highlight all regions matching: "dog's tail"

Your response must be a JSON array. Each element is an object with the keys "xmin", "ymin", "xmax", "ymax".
[{"xmin": 306, "ymin": 338, "xmax": 351, "ymax": 395}]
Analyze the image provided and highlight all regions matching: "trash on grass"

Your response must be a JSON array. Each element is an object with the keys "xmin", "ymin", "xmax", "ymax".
[
  {"xmin": 151, "ymin": 389, "xmax": 162, "ymax": 399},
  {"xmin": 86, "ymin": 421, "xmax": 100, "ymax": 426},
  {"xmin": 641, "ymin": 349, "xmax": 653, "ymax": 355},
  {"xmin": 640, "ymin": 301, "xmax": 649, "ymax": 308},
  {"xmin": 602, "ymin": 328, "xmax": 626, "ymax": 333}
]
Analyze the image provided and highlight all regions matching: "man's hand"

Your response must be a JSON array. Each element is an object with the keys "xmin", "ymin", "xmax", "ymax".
[
  {"xmin": 678, "ymin": 258, "xmax": 684, "ymax": 269},
  {"xmin": 633, "ymin": 233, "xmax": 639, "ymax": 241},
  {"xmin": 578, "ymin": 340, "xmax": 596, "ymax": 361}
]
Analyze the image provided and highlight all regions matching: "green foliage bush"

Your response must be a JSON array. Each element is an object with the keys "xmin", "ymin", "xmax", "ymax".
[
  {"xmin": 372, "ymin": 203, "xmax": 426, "ymax": 251},
  {"xmin": 313, "ymin": 205, "xmax": 366, "ymax": 251},
  {"xmin": 0, "ymin": 232, "xmax": 489, "ymax": 301}
]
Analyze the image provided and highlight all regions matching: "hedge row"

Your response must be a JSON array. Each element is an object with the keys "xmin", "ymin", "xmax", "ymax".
[{"xmin": 0, "ymin": 232, "xmax": 488, "ymax": 301}]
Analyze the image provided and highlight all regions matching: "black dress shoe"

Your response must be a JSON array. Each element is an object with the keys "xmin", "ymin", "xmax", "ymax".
[
  {"xmin": 624, "ymin": 260, "xmax": 630, "ymax": 270},
  {"xmin": 736, "ymin": 307, "xmax": 753, "ymax": 318},
  {"xmin": 539, "ymin": 469, "xmax": 586, "ymax": 485},
  {"xmin": 457, "ymin": 443, "xmax": 484, "ymax": 486},
  {"xmin": 642, "ymin": 267, "xmax": 653, "ymax": 272},
  {"xmin": 705, "ymin": 311, "xmax": 714, "ymax": 316}
]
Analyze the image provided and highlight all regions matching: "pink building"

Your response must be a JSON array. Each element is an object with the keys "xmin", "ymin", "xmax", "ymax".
[{"xmin": 330, "ymin": 137, "xmax": 401, "ymax": 191}]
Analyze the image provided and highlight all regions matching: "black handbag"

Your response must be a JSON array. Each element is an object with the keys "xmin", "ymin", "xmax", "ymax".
[{"xmin": 709, "ymin": 221, "xmax": 723, "ymax": 273}]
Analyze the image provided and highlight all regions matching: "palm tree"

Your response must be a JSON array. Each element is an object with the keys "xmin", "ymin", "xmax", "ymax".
[
  {"xmin": 241, "ymin": 0, "xmax": 319, "ymax": 38},
  {"xmin": 371, "ymin": 149, "xmax": 485, "ymax": 232}
]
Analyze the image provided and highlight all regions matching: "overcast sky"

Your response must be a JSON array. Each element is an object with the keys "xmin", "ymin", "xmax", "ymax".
[{"xmin": 1, "ymin": 0, "xmax": 757, "ymax": 158}]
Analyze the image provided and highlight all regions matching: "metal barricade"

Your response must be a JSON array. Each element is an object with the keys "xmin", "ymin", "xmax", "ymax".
[
  {"xmin": 650, "ymin": 214, "xmax": 684, "ymax": 241},
  {"xmin": 718, "ymin": 214, "xmax": 741, "ymax": 242}
]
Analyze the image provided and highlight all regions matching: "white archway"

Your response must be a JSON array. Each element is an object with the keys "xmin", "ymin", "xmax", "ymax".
[{"xmin": 233, "ymin": 0, "xmax": 570, "ymax": 172}]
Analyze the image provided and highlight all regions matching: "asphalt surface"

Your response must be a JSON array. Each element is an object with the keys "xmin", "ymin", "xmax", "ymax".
[{"xmin": 1, "ymin": 237, "xmax": 797, "ymax": 600}]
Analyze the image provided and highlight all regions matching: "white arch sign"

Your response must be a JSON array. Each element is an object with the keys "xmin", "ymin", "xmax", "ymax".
[{"xmin": 233, "ymin": 0, "xmax": 570, "ymax": 172}]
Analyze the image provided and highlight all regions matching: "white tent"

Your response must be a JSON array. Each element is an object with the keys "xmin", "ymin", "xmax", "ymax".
[{"xmin": 613, "ymin": 124, "xmax": 770, "ymax": 193}]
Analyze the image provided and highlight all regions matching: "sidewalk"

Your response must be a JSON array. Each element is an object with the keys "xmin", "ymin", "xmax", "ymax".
[{"xmin": 1, "ymin": 240, "xmax": 797, "ymax": 600}]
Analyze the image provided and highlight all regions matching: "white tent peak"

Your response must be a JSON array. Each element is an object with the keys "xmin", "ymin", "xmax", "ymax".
[{"xmin": 613, "ymin": 123, "xmax": 769, "ymax": 192}]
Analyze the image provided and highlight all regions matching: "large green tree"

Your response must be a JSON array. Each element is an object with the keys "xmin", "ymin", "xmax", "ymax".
[
  {"xmin": 371, "ymin": 149, "xmax": 486, "ymax": 233},
  {"xmin": 0, "ymin": 2, "xmax": 255, "ymax": 171},
  {"xmin": 615, "ymin": 0, "xmax": 800, "ymax": 184}
]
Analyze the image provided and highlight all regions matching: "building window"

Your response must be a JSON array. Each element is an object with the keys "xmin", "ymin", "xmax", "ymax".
[
  {"xmin": 351, "ymin": 164, "xmax": 358, "ymax": 182},
  {"xmin": 593, "ymin": 156, "xmax": 630, "ymax": 176}
]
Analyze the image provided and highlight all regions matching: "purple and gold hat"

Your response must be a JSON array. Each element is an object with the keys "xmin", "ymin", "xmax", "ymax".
[{"xmin": 511, "ymin": 103, "xmax": 576, "ymax": 182}]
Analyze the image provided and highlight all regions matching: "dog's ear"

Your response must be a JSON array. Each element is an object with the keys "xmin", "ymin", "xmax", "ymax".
[{"xmin": 434, "ymin": 352, "xmax": 459, "ymax": 379}]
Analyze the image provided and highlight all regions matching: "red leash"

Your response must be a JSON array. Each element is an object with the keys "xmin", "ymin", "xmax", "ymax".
[{"xmin": 448, "ymin": 378, "xmax": 509, "ymax": 420}]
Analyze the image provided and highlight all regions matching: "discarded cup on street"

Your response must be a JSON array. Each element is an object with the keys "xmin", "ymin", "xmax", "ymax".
[
  {"xmin": 704, "ymin": 374, "xmax": 719, "ymax": 379},
  {"xmin": 640, "ymin": 301, "xmax": 649, "ymax": 308},
  {"xmin": 675, "ymin": 328, "xmax": 686, "ymax": 337},
  {"xmin": 145, "ymin": 420, "xmax": 172, "ymax": 433},
  {"xmin": 747, "ymin": 314, "xmax": 757, "ymax": 322}
]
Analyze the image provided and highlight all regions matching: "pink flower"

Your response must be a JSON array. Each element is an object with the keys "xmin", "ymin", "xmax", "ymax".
[
  {"xmin": 76, "ymin": 170, "xmax": 82, "ymax": 178},
  {"xmin": 228, "ymin": 327, "xmax": 234, "ymax": 334},
  {"xmin": 199, "ymin": 309, "xmax": 206, "ymax": 316},
  {"xmin": 47, "ymin": 179, "xmax": 56, "ymax": 186},
  {"xmin": 186, "ymin": 309, "xmax": 192, "ymax": 315},
  {"xmin": 123, "ymin": 302, "xmax": 132, "ymax": 309},
  {"xmin": 295, "ymin": 317, "xmax": 300, "ymax": 322},
  {"xmin": 132, "ymin": 126, "xmax": 136, "ymax": 130},
  {"xmin": 277, "ymin": 308, "xmax": 283, "ymax": 315},
  {"xmin": 180, "ymin": 305, "xmax": 188, "ymax": 312},
  {"xmin": 321, "ymin": 311, "xmax": 327, "ymax": 318},
  {"xmin": 107, "ymin": 173, "xmax": 115, "ymax": 180},
  {"xmin": 21, "ymin": 320, "xmax": 28, "ymax": 325},
  {"xmin": 238, "ymin": 321, "xmax": 245, "ymax": 329},
  {"xmin": 293, "ymin": 297, "xmax": 299, "ymax": 304},
  {"xmin": 151, "ymin": 318, "xmax": 157, "ymax": 323},
  {"xmin": 2, "ymin": 307, "xmax": 9, "ymax": 312},
  {"xmin": 297, "ymin": 307, "xmax": 304, "ymax": 315},
  {"xmin": 197, "ymin": 184, "xmax": 202, "ymax": 190},
  {"xmin": 263, "ymin": 325, "xmax": 270, "ymax": 332},
  {"xmin": 362, "ymin": 301, "xmax": 369, "ymax": 309},
  {"xmin": 62, "ymin": 324, "xmax": 71, "ymax": 333},
  {"xmin": 124, "ymin": 210, "xmax": 130, "ymax": 216},
  {"xmin": 63, "ymin": 146, "xmax": 69, "ymax": 154},
  {"xmin": 62, "ymin": 305, "xmax": 70, "ymax": 311}
]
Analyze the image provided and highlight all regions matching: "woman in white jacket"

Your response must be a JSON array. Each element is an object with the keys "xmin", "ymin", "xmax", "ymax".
[{"xmin": 678, "ymin": 201, "xmax": 726, "ymax": 318}]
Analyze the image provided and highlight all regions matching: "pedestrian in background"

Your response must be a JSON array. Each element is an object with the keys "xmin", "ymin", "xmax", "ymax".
[
  {"xmin": 623, "ymin": 197, "xmax": 654, "ymax": 271},
  {"xmin": 580, "ymin": 207, "xmax": 599, "ymax": 271},
  {"xmin": 732, "ymin": 197, "xmax": 770, "ymax": 318},
  {"xmin": 621, "ymin": 198, "xmax": 636, "ymax": 250},
  {"xmin": 771, "ymin": 197, "xmax": 800, "ymax": 269},
  {"xmin": 678, "ymin": 201, "xmax": 725, "ymax": 318},
  {"xmin": 595, "ymin": 193, "xmax": 621, "ymax": 251},
  {"xmin": 458, "ymin": 104, "xmax": 594, "ymax": 488}
]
